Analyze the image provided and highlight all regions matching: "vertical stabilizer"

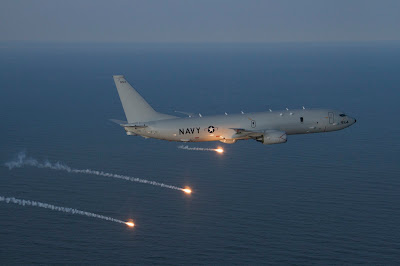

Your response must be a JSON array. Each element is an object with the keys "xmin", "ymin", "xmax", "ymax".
[{"xmin": 113, "ymin": 75, "xmax": 175, "ymax": 123}]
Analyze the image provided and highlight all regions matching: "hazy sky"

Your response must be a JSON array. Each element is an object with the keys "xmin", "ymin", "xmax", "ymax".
[{"xmin": 1, "ymin": 0, "xmax": 400, "ymax": 43}]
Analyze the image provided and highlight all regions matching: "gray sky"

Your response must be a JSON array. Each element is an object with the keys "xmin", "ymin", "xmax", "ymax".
[{"xmin": 1, "ymin": 0, "xmax": 400, "ymax": 43}]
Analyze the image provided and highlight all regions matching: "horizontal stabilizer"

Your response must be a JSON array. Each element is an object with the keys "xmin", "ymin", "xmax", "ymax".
[
  {"xmin": 109, "ymin": 119, "xmax": 127, "ymax": 125},
  {"xmin": 121, "ymin": 123, "xmax": 147, "ymax": 128},
  {"xmin": 109, "ymin": 119, "xmax": 147, "ymax": 128}
]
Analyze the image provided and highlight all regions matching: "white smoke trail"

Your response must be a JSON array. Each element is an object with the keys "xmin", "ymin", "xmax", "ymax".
[
  {"xmin": 4, "ymin": 152, "xmax": 184, "ymax": 192},
  {"xmin": 0, "ymin": 195, "xmax": 126, "ymax": 225},
  {"xmin": 178, "ymin": 145, "xmax": 219, "ymax": 152}
]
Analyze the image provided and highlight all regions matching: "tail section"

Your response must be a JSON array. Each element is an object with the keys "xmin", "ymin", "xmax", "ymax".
[{"xmin": 113, "ymin": 75, "xmax": 176, "ymax": 123}]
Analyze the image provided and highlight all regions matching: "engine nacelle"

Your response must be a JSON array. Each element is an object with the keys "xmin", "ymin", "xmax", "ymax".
[{"xmin": 257, "ymin": 130, "xmax": 287, "ymax": 145}]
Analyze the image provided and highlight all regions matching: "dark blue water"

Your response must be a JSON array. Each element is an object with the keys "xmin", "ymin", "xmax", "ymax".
[{"xmin": 0, "ymin": 42, "xmax": 399, "ymax": 264}]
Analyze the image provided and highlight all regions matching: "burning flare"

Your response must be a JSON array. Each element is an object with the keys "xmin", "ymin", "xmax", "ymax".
[
  {"xmin": 182, "ymin": 187, "xmax": 192, "ymax": 194},
  {"xmin": 125, "ymin": 221, "xmax": 135, "ymax": 227},
  {"xmin": 178, "ymin": 145, "xmax": 224, "ymax": 154},
  {"xmin": 214, "ymin": 147, "xmax": 224, "ymax": 153},
  {"xmin": 0, "ymin": 195, "xmax": 130, "ymax": 227},
  {"xmin": 5, "ymin": 151, "xmax": 186, "ymax": 192}
]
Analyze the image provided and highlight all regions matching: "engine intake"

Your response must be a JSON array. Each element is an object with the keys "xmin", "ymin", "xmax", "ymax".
[{"xmin": 257, "ymin": 130, "xmax": 287, "ymax": 145}]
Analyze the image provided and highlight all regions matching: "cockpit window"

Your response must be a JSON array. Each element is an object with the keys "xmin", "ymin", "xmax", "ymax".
[{"xmin": 339, "ymin": 114, "xmax": 346, "ymax": 117}]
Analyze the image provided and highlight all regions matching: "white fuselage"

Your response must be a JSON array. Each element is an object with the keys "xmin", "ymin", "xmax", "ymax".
[{"xmin": 124, "ymin": 109, "xmax": 356, "ymax": 143}]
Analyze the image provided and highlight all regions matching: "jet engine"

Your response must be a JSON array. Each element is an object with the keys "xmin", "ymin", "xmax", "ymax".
[{"xmin": 256, "ymin": 130, "xmax": 287, "ymax": 145}]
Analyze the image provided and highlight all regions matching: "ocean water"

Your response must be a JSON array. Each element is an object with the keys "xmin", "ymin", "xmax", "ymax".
[{"xmin": 0, "ymin": 42, "xmax": 399, "ymax": 264}]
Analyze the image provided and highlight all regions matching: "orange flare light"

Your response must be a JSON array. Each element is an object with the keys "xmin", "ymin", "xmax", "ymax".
[
  {"xmin": 125, "ymin": 221, "xmax": 135, "ymax": 227},
  {"xmin": 183, "ymin": 187, "xmax": 192, "ymax": 194},
  {"xmin": 214, "ymin": 147, "xmax": 224, "ymax": 153}
]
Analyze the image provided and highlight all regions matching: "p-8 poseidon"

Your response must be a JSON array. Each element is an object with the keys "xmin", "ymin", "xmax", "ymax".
[{"xmin": 112, "ymin": 75, "xmax": 356, "ymax": 145}]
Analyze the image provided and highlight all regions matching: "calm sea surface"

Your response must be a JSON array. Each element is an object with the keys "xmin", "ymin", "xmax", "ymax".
[{"xmin": 0, "ymin": 42, "xmax": 399, "ymax": 264}]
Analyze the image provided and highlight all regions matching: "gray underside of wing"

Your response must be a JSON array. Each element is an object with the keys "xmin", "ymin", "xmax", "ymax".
[{"xmin": 230, "ymin": 128, "xmax": 265, "ymax": 138}]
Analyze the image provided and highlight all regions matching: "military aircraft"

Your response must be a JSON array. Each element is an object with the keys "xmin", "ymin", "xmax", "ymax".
[{"xmin": 112, "ymin": 75, "xmax": 356, "ymax": 145}]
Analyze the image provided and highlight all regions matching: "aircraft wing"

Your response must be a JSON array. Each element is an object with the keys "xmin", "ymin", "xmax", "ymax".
[
  {"xmin": 230, "ymin": 128, "xmax": 288, "ymax": 145},
  {"xmin": 230, "ymin": 128, "xmax": 264, "ymax": 138}
]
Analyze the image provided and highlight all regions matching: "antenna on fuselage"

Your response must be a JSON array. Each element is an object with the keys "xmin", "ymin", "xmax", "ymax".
[
  {"xmin": 241, "ymin": 111, "xmax": 244, "ymax": 114},
  {"xmin": 269, "ymin": 109, "xmax": 272, "ymax": 112},
  {"xmin": 199, "ymin": 113, "xmax": 202, "ymax": 117},
  {"xmin": 286, "ymin": 108, "xmax": 289, "ymax": 111},
  {"xmin": 302, "ymin": 106, "xmax": 305, "ymax": 110},
  {"xmin": 225, "ymin": 112, "xmax": 228, "ymax": 115}
]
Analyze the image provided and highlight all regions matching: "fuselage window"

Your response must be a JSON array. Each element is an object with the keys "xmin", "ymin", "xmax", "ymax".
[
  {"xmin": 339, "ymin": 114, "xmax": 346, "ymax": 117},
  {"xmin": 300, "ymin": 117, "xmax": 304, "ymax": 123}
]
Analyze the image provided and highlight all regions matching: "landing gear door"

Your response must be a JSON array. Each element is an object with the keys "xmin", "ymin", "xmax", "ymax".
[{"xmin": 328, "ymin": 112, "xmax": 334, "ymax": 124}]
